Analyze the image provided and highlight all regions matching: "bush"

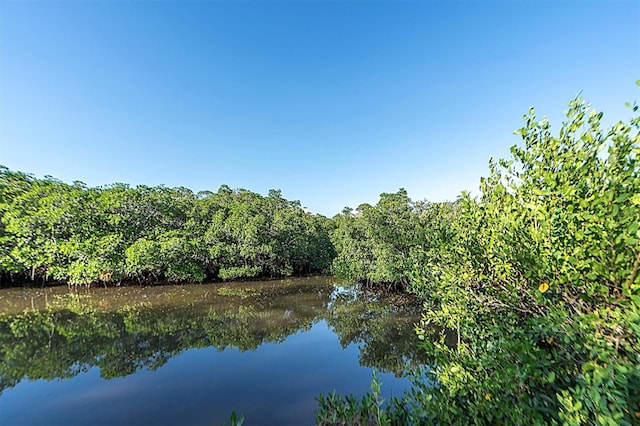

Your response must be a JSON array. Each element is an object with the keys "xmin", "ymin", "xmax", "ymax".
[
  {"xmin": 318, "ymin": 92, "xmax": 640, "ymax": 425},
  {"xmin": 408, "ymin": 96, "xmax": 640, "ymax": 424}
]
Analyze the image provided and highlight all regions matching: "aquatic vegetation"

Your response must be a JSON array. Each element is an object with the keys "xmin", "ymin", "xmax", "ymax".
[{"xmin": 216, "ymin": 286, "xmax": 261, "ymax": 298}]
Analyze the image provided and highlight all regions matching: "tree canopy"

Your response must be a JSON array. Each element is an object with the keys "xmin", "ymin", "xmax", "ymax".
[{"xmin": 0, "ymin": 171, "xmax": 334, "ymax": 286}]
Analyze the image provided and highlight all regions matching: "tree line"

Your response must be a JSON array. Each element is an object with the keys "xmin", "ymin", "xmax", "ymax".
[
  {"xmin": 0, "ymin": 172, "xmax": 335, "ymax": 286},
  {"xmin": 0, "ymin": 163, "xmax": 457, "ymax": 290}
]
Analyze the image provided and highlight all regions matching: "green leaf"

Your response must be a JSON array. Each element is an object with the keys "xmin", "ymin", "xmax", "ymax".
[
  {"xmin": 615, "ymin": 193, "xmax": 630, "ymax": 204},
  {"xmin": 548, "ymin": 371, "xmax": 555, "ymax": 383}
]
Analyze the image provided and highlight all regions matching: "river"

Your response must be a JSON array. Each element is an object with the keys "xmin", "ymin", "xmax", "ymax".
[{"xmin": 0, "ymin": 276, "xmax": 425, "ymax": 425}]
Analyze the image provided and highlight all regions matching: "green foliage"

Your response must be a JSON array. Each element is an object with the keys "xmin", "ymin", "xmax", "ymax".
[
  {"xmin": 316, "ymin": 371, "xmax": 409, "ymax": 426},
  {"xmin": 0, "ymin": 173, "xmax": 334, "ymax": 286},
  {"xmin": 318, "ymin": 93, "xmax": 639, "ymax": 425},
  {"xmin": 125, "ymin": 238, "xmax": 162, "ymax": 280},
  {"xmin": 218, "ymin": 265, "xmax": 262, "ymax": 281},
  {"xmin": 405, "ymin": 96, "xmax": 640, "ymax": 424},
  {"xmin": 330, "ymin": 189, "xmax": 457, "ymax": 289},
  {"xmin": 225, "ymin": 411, "xmax": 244, "ymax": 426}
]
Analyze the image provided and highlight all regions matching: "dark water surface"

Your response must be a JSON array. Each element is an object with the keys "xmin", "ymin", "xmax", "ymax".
[{"xmin": 0, "ymin": 277, "xmax": 425, "ymax": 425}]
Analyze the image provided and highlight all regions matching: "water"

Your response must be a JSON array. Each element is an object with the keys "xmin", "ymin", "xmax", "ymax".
[{"xmin": 0, "ymin": 276, "xmax": 425, "ymax": 425}]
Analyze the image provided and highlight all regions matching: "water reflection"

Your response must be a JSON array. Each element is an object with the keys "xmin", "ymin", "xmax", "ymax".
[
  {"xmin": 0, "ymin": 277, "xmax": 424, "ymax": 425},
  {"xmin": 326, "ymin": 288, "xmax": 427, "ymax": 377}
]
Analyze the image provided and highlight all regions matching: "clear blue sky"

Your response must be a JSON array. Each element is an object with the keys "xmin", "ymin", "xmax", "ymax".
[{"xmin": 1, "ymin": 1, "xmax": 638, "ymax": 216}]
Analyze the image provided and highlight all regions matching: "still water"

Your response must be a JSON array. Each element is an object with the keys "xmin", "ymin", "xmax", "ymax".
[{"xmin": 0, "ymin": 276, "xmax": 425, "ymax": 425}]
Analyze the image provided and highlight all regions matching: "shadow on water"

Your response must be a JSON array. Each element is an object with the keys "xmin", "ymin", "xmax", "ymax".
[{"xmin": 0, "ymin": 276, "xmax": 427, "ymax": 425}]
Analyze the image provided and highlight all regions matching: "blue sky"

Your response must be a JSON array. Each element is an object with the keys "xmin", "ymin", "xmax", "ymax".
[{"xmin": 1, "ymin": 1, "xmax": 638, "ymax": 216}]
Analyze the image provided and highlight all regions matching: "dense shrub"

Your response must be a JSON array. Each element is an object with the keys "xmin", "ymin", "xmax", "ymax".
[{"xmin": 321, "ymin": 94, "xmax": 640, "ymax": 425}]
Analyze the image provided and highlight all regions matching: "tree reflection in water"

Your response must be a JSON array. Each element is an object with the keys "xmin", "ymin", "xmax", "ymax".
[{"xmin": 0, "ymin": 277, "xmax": 425, "ymax": 393}]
